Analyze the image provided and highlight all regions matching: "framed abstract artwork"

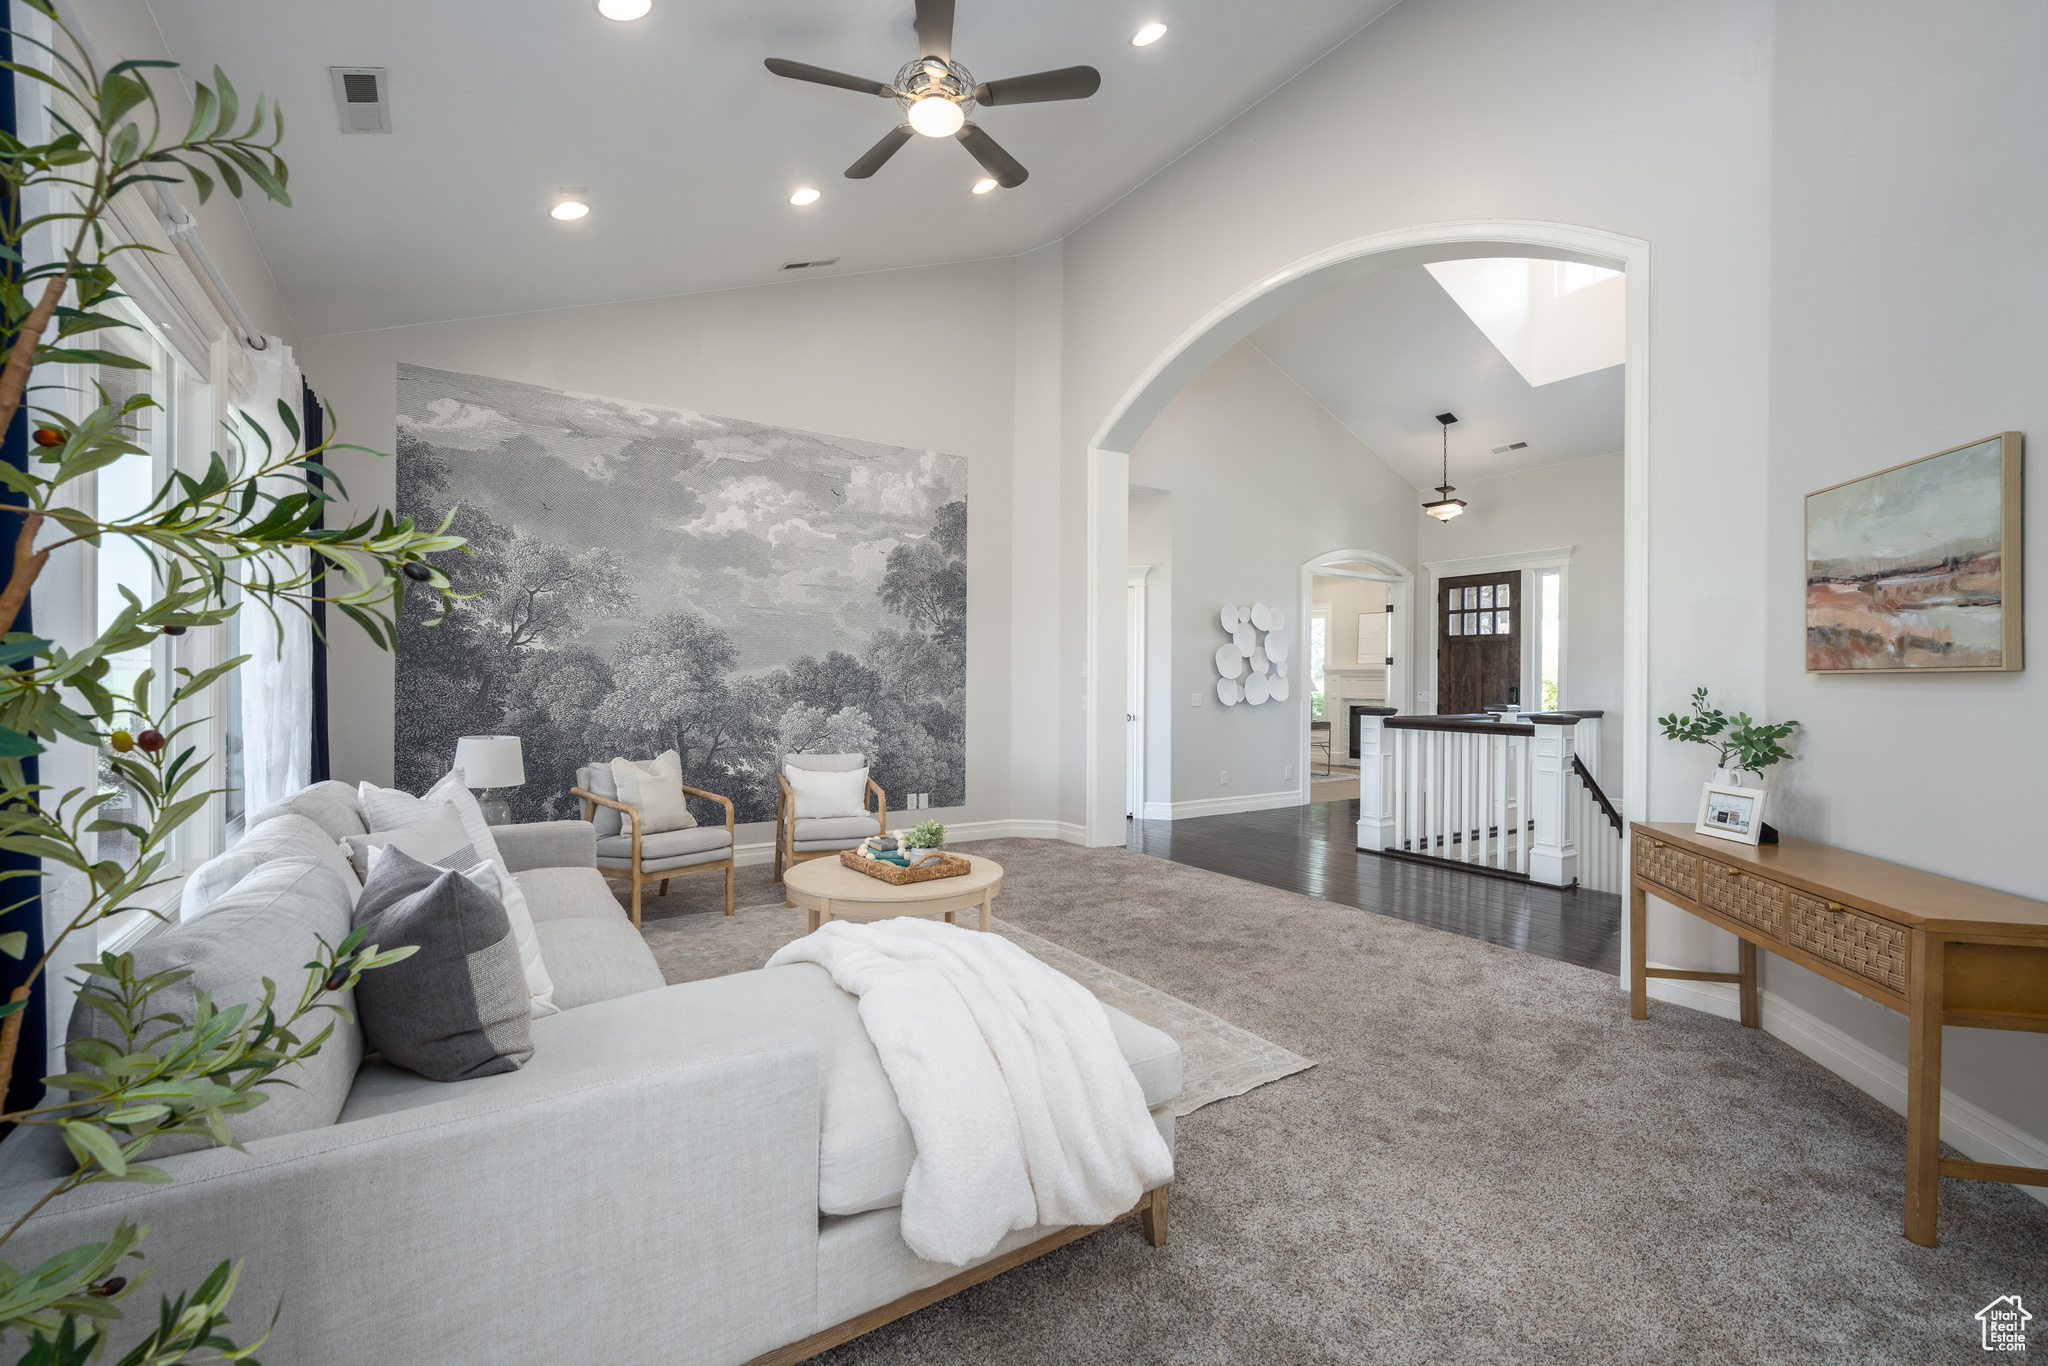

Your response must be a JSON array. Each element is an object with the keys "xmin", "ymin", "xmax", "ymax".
[{"xmin": 1805, "ymin": 432, "xmax": 2023, "ymax": 673}]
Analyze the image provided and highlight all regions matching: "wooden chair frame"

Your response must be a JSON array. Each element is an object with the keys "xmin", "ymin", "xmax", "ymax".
[
  {"xmin": 773, "ymin": 771, "xmax": 886, "ymax": 883},
  {"xmin": 572, "ymin": 784, "xmax": 735, "ymax": 928}
]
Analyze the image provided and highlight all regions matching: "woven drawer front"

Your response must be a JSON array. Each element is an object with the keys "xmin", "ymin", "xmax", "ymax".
[
  {"xmin": 1787, "ymin": 892, "xmax": 1908, "ymax": 994},
  {"xmin": 1634, "ymin": 838, "xmax": 1698, "ymax": 900},
  {"xmin": 1699, "ymin": 861, "xmax": 1784, "ymax": 938}
]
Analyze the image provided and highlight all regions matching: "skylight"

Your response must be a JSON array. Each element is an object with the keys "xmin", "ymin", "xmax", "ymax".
[{"xmin": 1424, "ymin": 258, "xmax": 1624, "ymax": 388}]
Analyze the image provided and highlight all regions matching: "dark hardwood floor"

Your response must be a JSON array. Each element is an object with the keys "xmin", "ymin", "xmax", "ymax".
[{"xmin": 1125, "ymin": 798, "xmax": 1622, "ymax": 975}]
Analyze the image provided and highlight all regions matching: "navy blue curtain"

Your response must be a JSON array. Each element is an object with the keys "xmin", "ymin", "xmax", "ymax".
[
  {"xmin": 303, "ymin": 381, "xmax": 330, "ymax": 783},
  {"xmin": 0, "ymin": 0, "xmax": 51, "ymax": 1117}
]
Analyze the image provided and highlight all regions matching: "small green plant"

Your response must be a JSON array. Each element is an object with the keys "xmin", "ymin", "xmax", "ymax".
[
  {"xmin": 903, "ymin": 820, "xmax": 946, "ymax": 850},
  {"xmin": 1657, "ymin": 687, "xmax": 1799, "ymax": 779}
]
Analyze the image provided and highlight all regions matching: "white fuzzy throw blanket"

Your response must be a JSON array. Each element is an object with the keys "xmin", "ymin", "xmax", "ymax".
[{"xmin": 767, "ymin": 916, "xmax": 1174, "ymax": 1266}]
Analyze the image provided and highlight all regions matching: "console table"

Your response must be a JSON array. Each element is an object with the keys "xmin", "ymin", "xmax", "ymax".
[{"xmin": 1628, "ymin": 821, "xmax": 2048, "ymax": 1246}]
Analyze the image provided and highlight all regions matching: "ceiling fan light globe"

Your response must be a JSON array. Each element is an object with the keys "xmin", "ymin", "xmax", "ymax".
[
  {"xmin": 550, "ymin": 200, "xmax": 589, "ymax": 220},
  {"xmin": 907, "ymin": 96, "xmax": 965, "ymax": 137},
  {"xmin": 595, "ymin": 0, "xmax": 651, "ymax": 20},
  {"xmin": 972, "ymin": 178, "xmax": 998, "ymax": 194}
]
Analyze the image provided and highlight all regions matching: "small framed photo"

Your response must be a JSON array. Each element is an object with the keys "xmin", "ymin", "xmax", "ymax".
[{"xmin": 1695, "ymin": 782, "xmax": 1768, "ymax": 845}]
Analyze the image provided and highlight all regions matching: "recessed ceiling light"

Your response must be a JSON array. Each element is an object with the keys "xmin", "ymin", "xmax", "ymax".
[
  {"xmin": 550, "ymin": 195, "xmax": 589, "ymax": 221},
  {"xmin": 1132, "ymin": 23, "xmax": 1167, "ymax": 46},
  {"xmin": 972, "ymin": 178, "xmax": 998, "ymax": 195},
  {"xmin": 596, "ymin": 0, "xmax": 651, "ymax": 19},
  {"xmin": 789, "ymin": 187, "xmax": 821, "ymax": 206}
]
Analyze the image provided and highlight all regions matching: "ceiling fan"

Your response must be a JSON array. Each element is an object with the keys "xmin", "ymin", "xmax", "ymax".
[{"xmin": 763, "ymin": 0, "xmax": 1101, "ymax": 189}]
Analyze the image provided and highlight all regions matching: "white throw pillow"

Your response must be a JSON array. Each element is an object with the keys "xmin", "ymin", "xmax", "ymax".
[
  {"xmin": 452, "ymin": 860, "xmax": 560, "ymax": 1019},
  {"xmin": 350, "ymin": 776, "xmax": 558, "ymax": 1019},
  {"xmin": 784, "ymin": 764, "xmax": 870, "ymax": 820},
  {"xmin": 344, "ymin": 802, "xmax": 476, "ymax": 879},
  {"xmin": 609, "ymin": 751, "xmax": 696, "ymax": 834}
]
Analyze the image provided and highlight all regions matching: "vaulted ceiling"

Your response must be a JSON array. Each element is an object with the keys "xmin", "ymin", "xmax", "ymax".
[
  {"xmin": 143, "ymin": 0, "xmax": 1400, "ymax": 337},
  {"xmin": 1248, "ymin": 264, "xmax": 1624, "ymax": 489}
]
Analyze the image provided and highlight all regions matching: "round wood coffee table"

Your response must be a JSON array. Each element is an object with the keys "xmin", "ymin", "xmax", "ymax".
[{"xmin": 781, "ymin": 854, "xmax": 1004, "ymax": 933}]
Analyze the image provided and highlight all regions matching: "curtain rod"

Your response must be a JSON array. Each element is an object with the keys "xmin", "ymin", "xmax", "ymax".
[{"xmin": 45, "ymin": 0, "xmax": 268, "ymax": 352}]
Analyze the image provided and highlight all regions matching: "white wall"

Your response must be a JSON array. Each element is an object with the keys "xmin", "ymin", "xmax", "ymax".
[
  {"xmin": 1417, "ymin": 451, "xmax": 1624, "ymax": 790},
  {"xmin": 1760, "ymin": 0, "xmax": 2048, "ymax": 1148},
  {"xmin": 1127, "ymin": 487, "xmax": 1174, "ymax": 810},
  {"xmin": 298, "ymin": 258, "xmax": 1025, "ymax": 839},
  {"xmin": 1127, "ymin": 342, "xmax": 1417, "ymax": 813}
]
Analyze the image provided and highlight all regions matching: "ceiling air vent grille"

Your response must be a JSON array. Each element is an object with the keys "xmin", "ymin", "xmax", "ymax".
[
  {"xmin": 1489, "ymin": 441, "xmax": 1530, "ymax": 455},
  {"xmin": 780, "ymin": 258, "xmax": 840, "ymax": 271},
  {"xmin": 329, "ymin": 67, "xmax": 390, "ymax": 134}
]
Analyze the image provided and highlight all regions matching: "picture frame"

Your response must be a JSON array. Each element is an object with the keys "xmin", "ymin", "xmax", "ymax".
[
  {"xmin": 1804, "ymin": 432, "xmax": 2024, "ymax": 673},
  {"xmin": 1695, "ymin": 782, "xmax": 1768, "ymax": 846}
]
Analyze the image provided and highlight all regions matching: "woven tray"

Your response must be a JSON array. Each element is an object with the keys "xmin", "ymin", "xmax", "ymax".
[{"xmin": 838, "ymin": 849, "xmax": 972, "ymax": 885}]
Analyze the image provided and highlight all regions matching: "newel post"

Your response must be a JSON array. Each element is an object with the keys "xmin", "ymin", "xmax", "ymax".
[
  {"xmin": 1527, "ymin": 714, "xmax": 1579, "ymax": 887},
  {"xmin": 1354, "ymin": 707, "xmax": 1398, "ymax": 851}
]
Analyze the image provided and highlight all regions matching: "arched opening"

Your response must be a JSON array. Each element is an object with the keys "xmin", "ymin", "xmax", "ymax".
[
  {"xmin": 1084, "ymin": 220, "xmax": 1650, "ymax": 881},
  {"xmin": 1299, "ymin": 548, "xmax": 1413, "ymax": 810}
]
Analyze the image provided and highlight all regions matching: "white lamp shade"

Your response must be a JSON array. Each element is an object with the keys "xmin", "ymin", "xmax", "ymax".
[{"xmin": 453, "ymin": 735, "xmax": 525, "ymax": 789}]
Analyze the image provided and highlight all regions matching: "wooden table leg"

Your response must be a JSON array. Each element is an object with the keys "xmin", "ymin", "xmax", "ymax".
[
  {"xmin": 980, "ymin": 890, "xmax": 992, "ymax": 933},
  {"xmin": 1905, "ymin": 929, "xmax": 1946, "ymax": 1246},
  {"xmin": 944, "ymin": 909, "xmax": 956, "ymax": 925},
  {"xmin": 806, "ymin": 907, "xmax": 820, "ymax": 933},
  {"xmin": 1630, "ymin": 883, "xmax": 1649, "ymax": 1020},
  {"xmin": 1738, "ymin": 938, "xmax": 1759, "ymax": 1029}
]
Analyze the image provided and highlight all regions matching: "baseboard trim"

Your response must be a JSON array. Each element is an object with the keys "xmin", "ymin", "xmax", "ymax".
[
  {"xmin": 726, "ymin": 818, "xmax": 1086, "ymax": 867},
  {"xmin": 1641, "ymin": 964, "xmax": 2048, "ymax": 1205},
  {"xmin": 1138, "ymin": 789, "xmax": 1301, "ymax": 821}
]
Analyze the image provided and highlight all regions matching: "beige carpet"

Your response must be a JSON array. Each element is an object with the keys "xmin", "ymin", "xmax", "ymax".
[
  {"xmin": 1309, "ymin": 776, "xmax": 1360, "ymax": 802},
  {"xmin": 639, "ymin": 887, "xmax": 1314, "ymax": 1118},
  {"xmin": 628, "ymin": 840, "xmax": 2046, "ymax": 1364}
]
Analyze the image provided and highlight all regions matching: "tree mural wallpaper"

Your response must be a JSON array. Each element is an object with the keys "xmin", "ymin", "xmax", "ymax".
[{"xmin": 394, "ymin": 364, "xmax": 967, "ymax": 824}]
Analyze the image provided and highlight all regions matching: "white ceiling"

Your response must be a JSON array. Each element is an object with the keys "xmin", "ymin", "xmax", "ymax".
[
  {"xmin": 143, "ymin": 0, "xmax": 1400, "ymax": 337},
  {"xmin": 1248, "ymin": 264, "xmax": 1624, "ymax": 488}
]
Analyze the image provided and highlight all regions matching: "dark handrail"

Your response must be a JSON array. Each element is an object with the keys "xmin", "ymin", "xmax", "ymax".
[{"xmin": 1572, "ymin": 755, "xmax": 1623, "ymax": 834}]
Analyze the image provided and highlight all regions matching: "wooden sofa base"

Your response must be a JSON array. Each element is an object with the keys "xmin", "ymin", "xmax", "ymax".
[{"xmin": 743, "ymin": 1184, "xmax": 1170, "ymax": 1366}]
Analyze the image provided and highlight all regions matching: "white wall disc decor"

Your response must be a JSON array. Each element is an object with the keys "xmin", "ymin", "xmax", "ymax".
[
  {"xmin": 1244, "ymin": 672, "xmax": 1272, "ymax": 705},
  {"xmin": 1233, "ymin": 625, "xmax": 1256, "ymax": 655},
  {"xmin": 1221, "ymin": 604, "xmax": 1241, "ymax": 633},
  {"xmin": 1250, "ymin": 646, "xmax": 1269, "ymax": 674},
  {"xmin": 1271, "ymin": 675, "xmax": 1290, "ymax": 702},
  {"xmin": 1217, "ymin": 677, "xmax": 1242, "ymax": 706},
  {"xmin": 1249, "ymin": 602, "xmax": 1272, "ymax": 630},
  {"xmin": 1214, "ymin": 643, "xmax": 1243, "ymax": 678},
  {"xmin": 1266, "ymin": 630, "xmax": 1289, "ymax": 663},
  {"xmin": 1215, "ymin": 601, "xmax": 1297, "ymax": 707},
  {"xmin": 1276, "ymin": 659, "xmax": 1289, "ymax": 677}
]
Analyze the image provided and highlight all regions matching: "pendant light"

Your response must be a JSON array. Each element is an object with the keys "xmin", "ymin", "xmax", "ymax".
[{"xmin": 1423, "ymin": 411, "xmax": 1467, "ymax": 521}]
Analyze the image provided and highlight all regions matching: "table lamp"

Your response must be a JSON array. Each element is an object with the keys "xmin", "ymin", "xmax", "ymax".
[{"xmin": 453, "ymin": 735, "xmax": 525, "ymax": 826}]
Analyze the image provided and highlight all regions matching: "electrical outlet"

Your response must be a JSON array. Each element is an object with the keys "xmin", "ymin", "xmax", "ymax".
[
  {"xmin": 1191, "ymin": 692, "xmax": 1201, "ymax": 706},
  {"xmin": 1285, "ymin": 764, "xmax": 1293, "ymax": 780},
  {"xmin": 1220, "ymin": 770, "xmax": 1228, "ymax": 785}
]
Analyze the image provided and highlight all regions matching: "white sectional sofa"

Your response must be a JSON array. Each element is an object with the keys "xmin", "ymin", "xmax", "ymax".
[{"xmin": 0, "ymin": 781, "xmax": 1179, "ymax": 1365}]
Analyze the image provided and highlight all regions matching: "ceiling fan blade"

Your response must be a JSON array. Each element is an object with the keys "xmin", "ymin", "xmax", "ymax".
[
  {"xmin": 956, "ymin": 122, "xmax": 1028, "ymax": 188},
  {"xmin": 846, "ymin": 125, "xmax": 914, "ymax": 179},
  {"xmin": 914, "ymin": 0, "xmax": 955, "ymax": 63},
  {"xmin": 764, "ymin": 58, "xmax": 895, "ymax": 98},
  {"xmin": 971, "ymin": 66, "xmax": 1101, "ymax": 106}
]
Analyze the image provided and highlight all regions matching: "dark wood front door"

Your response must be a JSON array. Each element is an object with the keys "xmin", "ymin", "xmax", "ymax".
[{"xmin": 1438, "ymin": 572, "xmax": 1520, "ymax": 714}]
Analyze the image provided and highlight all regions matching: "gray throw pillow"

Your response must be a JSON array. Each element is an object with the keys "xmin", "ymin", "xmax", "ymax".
[{"xmin": 351, "ymin": 848, "xmax": 533, "ymax": 1082}]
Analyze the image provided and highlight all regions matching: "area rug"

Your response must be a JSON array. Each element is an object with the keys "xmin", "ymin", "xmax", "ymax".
[
  {"xmin": 639, "ymin": 896, "xmax": 1314, "ymax": 1118},
  {"xmin": 627, "ymin": 838, "xmax": 2046, "ymax": 1364}
]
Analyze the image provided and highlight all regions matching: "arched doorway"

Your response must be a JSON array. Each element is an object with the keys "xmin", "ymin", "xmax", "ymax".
[
  {"xmin": 1083, "ymin": 220, "xmax": 1650, "ymax": 858},
  {"xmin": 1298, "ymin": 547, "xmax": 1413, "ymax": 809}
]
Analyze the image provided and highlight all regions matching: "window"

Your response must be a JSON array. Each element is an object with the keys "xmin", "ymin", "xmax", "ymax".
[
  {"xmin": 1309, "ymin": 609, "xmax": 1328, "ymax": 718},
  {"xmin": 1538, "ymin": 569, "xmax": 1562, "ymax": 710}
]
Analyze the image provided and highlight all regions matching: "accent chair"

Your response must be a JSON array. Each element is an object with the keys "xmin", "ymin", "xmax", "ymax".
[
  {"xmin": 572, "ymin": 766, "xmax": 735, "ymax": 927},
  {"xmin": 774, "ymin": 752, "xmax": 886, "ymax": 885}
]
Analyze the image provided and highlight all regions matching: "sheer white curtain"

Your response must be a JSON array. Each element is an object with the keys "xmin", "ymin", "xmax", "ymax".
[{"xmin": 225, "ymin": 333, "xmax": 312, "ymax": 815}]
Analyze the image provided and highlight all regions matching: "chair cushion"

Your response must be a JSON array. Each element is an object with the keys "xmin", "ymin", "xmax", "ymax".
[
  {"xmin": 594, "ymin": 827, "xmax": 732, "ymax": 861},
  {"xmin": 794, "ymin": 816, "xmax": 879, "ymax": 843},
  {"xmin": 783, "ymin": 752, "xmax": 867, "ymax": 774},
  {"xmin": 576, "ymin": 765, "xmax": 624, "ymax": 838},
  {"xmin": 181, "ymin": 814, "xmax": 359, "ymax": 921},
  {"xmin": 247, "ymin": 779, "xmax": 368, "ymax": 841},
  {"xmin": 70, "ymin": 856, "xmax": 363, "ymax": 1156}
]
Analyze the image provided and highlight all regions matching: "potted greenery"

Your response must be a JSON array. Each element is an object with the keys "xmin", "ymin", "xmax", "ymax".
[
  {"xmin": 1656, "ymin": 687, "xmax": 1800, "ymax": 788},
  {"xmin": 0, "ymin": 5, "xmax": 457, "ymax": 1356},
  {"xmin": 903, "ymin": 820, "xmax": 947, "ymax": 852}
]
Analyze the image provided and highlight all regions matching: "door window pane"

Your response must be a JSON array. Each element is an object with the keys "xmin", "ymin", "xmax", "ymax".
[
  {"xmin": 1464, "ymin": 587, "xmax": 1477, "ymax": 608},
  {"xmin": 1448, "ymin": 588, "xmax": 1460, "ymax": 612},
  {"xmin": 1497, "ymin": 582, "xmax": 1511, "ymax": 609},
  {"xmin": 1464, "ymin": 612, "xmax": 1478, "ymax": 635},
  {"xmin": 1540, "ymin": 570, "xmax": 1562, "ymax": 710},
  {"xmin": 1479, "ymin": 585, "xmax": 1493, "ymax": 608},
  {"xmin": 1497, "ymin": 610, "xmax": 1511, "ymax": 636},
  {"xmin": 1448, "ymin": 612, "xmax": 1462, "ymax": 637},
  {"xmin": 1478, "ymin": 612, "xmax": 1494, "ymax": 634}
]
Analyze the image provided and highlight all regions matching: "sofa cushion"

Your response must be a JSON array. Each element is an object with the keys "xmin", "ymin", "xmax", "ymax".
[
  {"xmin": 70, "ymin": 856, "xmax": 363, "ymax": 1156},
  {"xmin": 351, "ymin": 849, "xmax": 533, "ymax": 1081},
  {"xmin": 594, "ymin": 827, "xmax": 731, "ymax": 862},
  {"xmin": 513, "ymin": 865, "xmax": 626, "ymax": 925},
  {"xmin": 181, "ymin": 814, "xmax": 358, "ymax": 921},
  {"xmin": 246, "ymin": 779, "xmax": 367, "ymax": 842},
  {"xmin": 532, "ymin": 919, "xmax": 667, "ymax": 1011},
  {"xmin": 342, "ymin": 801, "xmax": 478, "ymax": 879},
  {"xmin": 794, "ymin": 816, "xmax": 879, "ymax": 843}
]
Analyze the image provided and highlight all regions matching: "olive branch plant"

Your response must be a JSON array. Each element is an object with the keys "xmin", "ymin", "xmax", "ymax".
[{"xmin": 0, "ymin": 3, "xmax": 462, "ymax": 1358}]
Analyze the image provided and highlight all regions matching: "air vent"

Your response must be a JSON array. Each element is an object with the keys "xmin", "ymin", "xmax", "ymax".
[
  {"xmin": 1489, "ymin": 441, "xmax": 1530, "ymax": 455},
  {"xmin": 330, "ymin": 67, "xmax": 390, "ymax": 134},
  {"xmin": 780, "ymin": 258, "xmax": 841, "ymax": 271}
]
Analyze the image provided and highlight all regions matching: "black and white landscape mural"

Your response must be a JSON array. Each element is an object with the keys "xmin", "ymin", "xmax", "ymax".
[{"xmin": 394, "ymin": 364, "xmax": 967, "ymax": 824}]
